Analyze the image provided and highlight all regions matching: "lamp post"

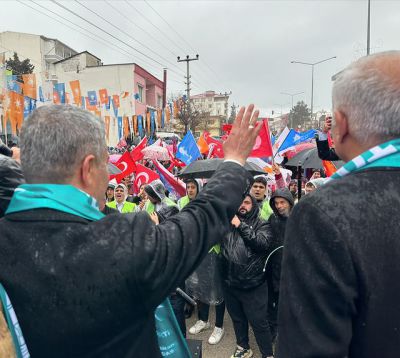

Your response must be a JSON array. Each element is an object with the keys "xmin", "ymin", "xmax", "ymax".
[
  {"xmin": 280, "ymin": 91, "xmax": 305, "ymax": 128},
  {"xmin": 291, "ymin": 56, "xmax": 336, "ymax": 123}
]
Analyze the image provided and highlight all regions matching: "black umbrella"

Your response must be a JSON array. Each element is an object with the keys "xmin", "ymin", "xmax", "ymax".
[
  {"xmin": 286, "ymin": 147, "xmax": 344, "ymax": 169},
  {"xmin": 108, "ymin": 162, "xmax": 122, "ymax": 175},
  {"xmin": 178, "ymin": 158, "xmax": 266, "ymax": 179}
]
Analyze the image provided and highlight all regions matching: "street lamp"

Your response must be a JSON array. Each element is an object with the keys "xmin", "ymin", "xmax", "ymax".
[
  {"xmin": 291, "ymin": 56, "xmax": 336, "ymax": 123},
  {"xmin": 280, "ymin": 91, "xmax": 305, "ymax": 128}
]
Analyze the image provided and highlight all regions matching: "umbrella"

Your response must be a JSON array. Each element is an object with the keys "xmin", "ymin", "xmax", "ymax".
[
  {"xmin": 285, "ymin": 147, "xmax": 344, "ymax": 169},
  {"xmin": 142, "ymin": 145, "xmax": 170, "ymax": 161},
  {"xmin": 178, "ymin": 158, "xmax": 265, "ymax": 179},
  {"xmin": 108, "ymin": 162, "xmax": 122, "ymax": 175}
]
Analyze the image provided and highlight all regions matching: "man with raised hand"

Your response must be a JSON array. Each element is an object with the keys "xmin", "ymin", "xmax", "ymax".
[
  {"xmin": 277, "ymin": 51, "xmax": 400, "ymax": 358},
  {"xmin": 0, "ymin": 104, "xmax": 261, "ymax": 358}
]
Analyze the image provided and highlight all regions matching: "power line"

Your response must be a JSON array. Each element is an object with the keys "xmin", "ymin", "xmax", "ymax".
[
  {"xmin": 105, "ymin": 0, "xmax": 177, "ymax": 58},
  {"xmin": 73, "ymin": 0, "xmax": 185, "ymax": 76},
  {"xmin": 19, "ymin": 0, "xmax": 183, "ymax": 84},
  {"xmin": 124, "ymin": 0, "xmax": 187, "ymax": 55}
]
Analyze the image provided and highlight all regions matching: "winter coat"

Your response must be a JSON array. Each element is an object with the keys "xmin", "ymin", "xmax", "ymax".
[
  {"xmin": 316, "ymin": 138, "xmax": 340, "ymax": 161},
  {"xmin": 266, "ymin": 188, "xmax": 294, "ymax": 294},
  {"xmin": 277, "ymin": 168, "xmax": 400, "ymax": 358},
  {"xmin": 106, "ymin": 200, "xmax": 136, "ymax": 213},
  {"xmin": 0, "ymin": 155, "xmax": 25, "ymax": 218},
  {"xmin": 0, "ymin": 161, "xmax": 253, "ymax": 358},
  {"xmin": 220, "ymin": 196, "xmax": 272, "ymax": 290}
]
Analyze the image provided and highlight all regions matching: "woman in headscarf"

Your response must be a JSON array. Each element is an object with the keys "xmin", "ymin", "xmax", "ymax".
[{"xmin": 106, "ymin": 183, "xmax": 136, "ymax": 213}]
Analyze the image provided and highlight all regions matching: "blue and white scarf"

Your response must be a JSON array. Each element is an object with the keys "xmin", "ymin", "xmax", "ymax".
[{"xmin": 328, "ymin": 138, "xmax": 400, "ymax": 181}]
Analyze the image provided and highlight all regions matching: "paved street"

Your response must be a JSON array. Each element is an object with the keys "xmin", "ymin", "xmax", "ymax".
[{"xmin": 186, "ymin": 305, "xmax": 262, "ymax": 358}]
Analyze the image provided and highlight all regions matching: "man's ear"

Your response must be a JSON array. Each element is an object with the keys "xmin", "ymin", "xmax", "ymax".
[
  {"xmin": 81, "ymin": 154, "xmax": 96, "ymax": 188},
  {"xmin": 333, "ymin": 110, "xmax": 349, "ymax": 144}
]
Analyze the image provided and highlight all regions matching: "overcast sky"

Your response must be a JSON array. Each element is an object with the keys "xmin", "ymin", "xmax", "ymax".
[{"xmin": 1, "ymin": 0, "xmax": 399, "ymax": 117}]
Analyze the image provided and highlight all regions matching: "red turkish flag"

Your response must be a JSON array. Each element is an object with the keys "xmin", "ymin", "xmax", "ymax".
[
  {"xmin": 203, "ymin": 132, "xmax": 224, "ymax": 158},
  {"xmin": 134, "ymin": 163, "xmax": 159, "ymax": 193},
  {"xmin": 130, "ymin": 137, "xmax": 148, "ymax": 162},
  {"xmin": 250, "ymin": 120, "xmax": 273, "ymax": 157},
  {"xmin": 111, "ymin": 150, "xmax": 137, "ymax": 182}
]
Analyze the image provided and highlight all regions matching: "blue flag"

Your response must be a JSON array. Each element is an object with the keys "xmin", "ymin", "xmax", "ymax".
[
  {"xmin": 87, "ymin": 90, "xmax": 97, "ymax": 106},
  {"xmin": 105, "ymin": 96, "xmax": 111, "ymax": 110},
  {"xmin": 117, "ymin": 116, "xmax": 123, "ymax": 139},
  {"xmin": 278, "ymin": 129, "xmax": 317, "ymax": 153},
  {"xmin": 81, "ymin": 96, "xmax": 85, "ymax": 109},
  {"xmin": 54, "ymin": 83, "xmax": 66, "ymax": 104},
  {"xmin": 38, "ymin": 86, "xmax": 44, "ymax": 102},
  {"xmin": 150, "ymin": 111, "xmax": 155, "ymax": 135},
  {"xmin": 6, "ymin": 75, "xmax": 22, "ymax": 94},
  {"xmin": 23, "ymin": 97, "xmax": 36, "ymax": 119},
  {"xmin": 161, "ymin": 109, "xmax": 165, "ymax": 129},
  {"xmin": 112, "ymin": 99, "xmax": 118, "ymax": 118},
  {"xmin": 176, "ymin": 130, "xmax": 201, "ymax": 165}
]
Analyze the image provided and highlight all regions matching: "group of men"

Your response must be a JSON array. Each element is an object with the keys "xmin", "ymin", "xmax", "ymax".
[{"xmin": 0, "ymin": 50, "xmax": 399, "ymax": 358}]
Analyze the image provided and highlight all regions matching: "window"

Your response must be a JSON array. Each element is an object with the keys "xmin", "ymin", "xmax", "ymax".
[
  {"xmin": 138, "ymin": 84, "xmax": 144, "ymax": 102},
  {"xmin": 157, "ymin": 94, "xmax": 162, "ymax": 108}
]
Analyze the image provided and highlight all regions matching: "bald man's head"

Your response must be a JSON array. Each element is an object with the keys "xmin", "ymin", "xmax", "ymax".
[{"xmin": 332, "ymin": 51, "xmax": 400, "ymax": 161}]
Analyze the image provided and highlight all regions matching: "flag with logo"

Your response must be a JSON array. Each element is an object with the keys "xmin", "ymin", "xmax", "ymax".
[
  {"xmin": 38, "ymin": 86, "xmax": 44, "ymax": 102},
  {"xmin": 250, "ymin": 119, "xmax": 273, "ymax": 157},
  {"xmin": 54, "ymin": 83, "xmax": 66, "ymax": 104},
  {"xmin": 106, "ymin": 96, "xmax": 111, "ymax": 110},
  {"xmin": 85, "ymin": 97, "xmax": 97, "ymax": 111},
  {"xmin": 6, "ymin": 75, "xmax": 22, "ymax": 94},
  {"xmin": 204, "ymin": 132, "xmax": 224, "ymax": 158},
  {"xmin": 99, "ymin": 88, "xmax": 108, "ymax": 105},
  {"xmin": 7, "ymin": 91, "xmax": 24, "ymax": 134},
  {"xmin": 176, "ymin": 130, "xmax": 202, "ymax": 165},
  {"xmin": 138, "ymin": 115, "xmax": 144, "ymax": 137},
  {"xmin": 23, "ymin": 96, "xmax": 36, "ymax": 119},
  {"xmin": 22, "ymin": 74, "xmax": 36, "ymax": 99},
  {"xmin": 278, "ymin": 129, "xmax": 317, "ymax": 153},
  {"xmin": 134, "ymin": 163, "xmax": 159, "ymax": 194},
  {"xmin": 272, "ymin": 127, "xmax": 291, "ymax": 156},
  {"xmin": 104, "ymin": 115, "xmax": 111, "ymax": 142},
  {"xmin": 112, "ymin": 94, "xmax": 120, "ymax": 108},
  {"xmin": 70, "ymin": 80, "xmax": 81, "ymax": 105},
  {"xmin": 131, "ymin": 136, "xmax": 147, "ymax": 162},
  {"xmin": 197, "ymin": 133, "xmax": 209, "ymax": 155},
  {"xmin": 153, "ymin": 159, "xmax": 186, "ymax": 198},
  {"xmin": 87, "ymin": 90, "xmax": 97, "ymax": 106},
  {"xmin": 111, "ymin": 150, "xmax": 137, "ymax": 183},
  {"xmin": 117, "ymin": 116, "xmax": 123, "ymax": 139}
]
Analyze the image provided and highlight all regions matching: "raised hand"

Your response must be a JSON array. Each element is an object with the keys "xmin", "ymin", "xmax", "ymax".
[{"xmin": 223, "ymin": 104, "xmax": 262, "ymax": 166}]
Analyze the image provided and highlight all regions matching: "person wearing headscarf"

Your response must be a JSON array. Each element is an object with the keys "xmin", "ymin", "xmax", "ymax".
[{"xmin": 106, "ymin": 183, "xmax": 136, "ymax": 213}]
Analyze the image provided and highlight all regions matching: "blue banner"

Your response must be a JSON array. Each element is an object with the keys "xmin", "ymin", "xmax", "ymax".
[
  {"xmin": 278, "ymin": 129, "xmax": 317, "ymax": 153},
  {"xmin": 138, "ymin": 115, "xmax": 144, "ymax": 138},
  {"xmin": 38, "ymin": 86, "xmax": 44, "ymax": 102},
  {"xmin": 150, "ymin": 111, "xmax": 155, "ymax": 135},
  {"xmin": 54, "ymin": 83, "xmax": 66, "ymax": 104},
  {"xmin": 117, "ymin": 116, "xmax": 123, "ymax": 139},
  {"xmin": 24, "ymin": 97, "xmax": 36, "ymax": 119},
  {"xmin": 161, "ymin": 110, "xmax": 165, "ymax": 129},
  {"xmin": 112, "ymin": 99, "xmax": 118, "ymax": 118},
  {"xmin": 6, "ymin": 75, "xmax": 22, "ymax": 94},
  {"xmin": 176, "ymin": 130, "xmax": 202, "ymax": 165},
  {"xmin": 105, "ymin": 96, "xmax": 111, "ymax": 110},
  {"xmin": 87, "ymin": 90, "xmax": 97, "ymax": 106},
  {"xmin": 81, "ymin": 96, "xmax": 85, "ymax": 109}
]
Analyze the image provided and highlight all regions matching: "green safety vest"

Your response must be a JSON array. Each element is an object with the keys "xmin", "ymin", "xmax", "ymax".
[
  {"xmin": 177, "ymin": 195, "xmax": 190, "ymax": 210},
  {"xmin": 259, "ymin": 200, "xmax": 273, "ymax": 221},
  {"xmin": 106, "ymin": 200, "xmax": 136, "ymax": 213},
  {"xmin": 145, "ymin": 197, "xmax": 178, "ymax": 214}
]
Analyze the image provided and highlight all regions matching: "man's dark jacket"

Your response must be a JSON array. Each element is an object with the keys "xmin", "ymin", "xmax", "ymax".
[
  {"xmin": 266, "ymin": 188, "xmax": 294, "ymax": 295},
  {"xmin": 0, "ymin": 162, "xmax": 252, "ymax": 358},
  {"xmin": 316, "ymin": 138, "xmax": 340, "ymax": 161},
  {"xmin": 220, "ymin": 195, "xmax": 272, "ymax": 290},
  {"xmin": 277, "ymin": 168, "xmax": 400, "ymax": 358}
]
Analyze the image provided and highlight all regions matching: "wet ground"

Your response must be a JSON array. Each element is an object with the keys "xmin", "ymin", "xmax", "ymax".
[{"xmin": 186, "ymin": 305, "xmax": 262, "ymax": 358}]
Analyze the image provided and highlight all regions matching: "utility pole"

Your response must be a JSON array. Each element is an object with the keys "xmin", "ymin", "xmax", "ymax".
[
  {"xmin": 177, "ymin": 54, "xmax": 199, "ymax": 132},
  {"xmin": 367, "ymin": 0, "xmax": 371, "ymax": 55}
]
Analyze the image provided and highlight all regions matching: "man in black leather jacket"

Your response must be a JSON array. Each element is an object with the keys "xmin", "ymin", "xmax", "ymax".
[{"xmin": 221, "ymin": 195, "xmax": 274, "ymax": 358}]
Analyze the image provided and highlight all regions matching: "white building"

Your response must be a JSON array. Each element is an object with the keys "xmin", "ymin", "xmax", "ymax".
[{"xmin": 190, "ymin": 90, "xmax": 229, "ymax": 118}]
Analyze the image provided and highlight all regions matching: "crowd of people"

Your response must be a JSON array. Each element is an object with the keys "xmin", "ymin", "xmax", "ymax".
[{"xmin": 0, "ymin": 51, "xmax": 399, "ymax": 358}]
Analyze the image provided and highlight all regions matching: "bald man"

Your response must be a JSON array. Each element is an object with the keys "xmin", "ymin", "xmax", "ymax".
[{"xmin": 277, "ymin": 51, "xmax": 400, "ymax": 358}]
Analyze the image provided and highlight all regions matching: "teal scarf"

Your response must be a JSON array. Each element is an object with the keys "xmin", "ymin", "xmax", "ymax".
[
  {"xmin": 5, "ymin": 184, "xmax": 191, "ymax": 357},
  {"xmin": 328, "ymin": 138, "xmax": 400, "ymax": 181}
]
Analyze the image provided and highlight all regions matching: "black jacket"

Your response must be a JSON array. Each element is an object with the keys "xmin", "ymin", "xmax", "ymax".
[
  {"xmin": 316, "ymin": 138, "xmax": 340, "ymax": 161},
  {"xmin": 0, "ymin": 142, "xmax": 12, "ymax": 157},
  {"xmin": 0, "ymin": 162, "xmax": 252, "ymax": 358},
  {"xmin": 266, "ymin": 189, "xmax": 294, "ymax": 294},
  {"xmin": 277, "ymin": 168, "xmax": 400, "ymax": 358},
  {"xmin": 220, "ymin": 196, "xmax": 272, "ymax": 290}
]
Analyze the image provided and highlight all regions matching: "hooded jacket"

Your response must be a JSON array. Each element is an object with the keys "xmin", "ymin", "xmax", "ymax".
[
  {"xmin": 144, "ymin": 180, "xmax": 177, "ymax": 213},
  {"xmin": 106, "ymin": 184, "xmax": 136, "ymax": 213},
  {"xmin": 178, "ymin": 179, "xmax": 203, "ymax": 210},
  {"xmin": 266, "ymin": 188, "xmax": 294, "ymax": 293},
  {"xmin": 220, "ymin": 195, "xmax": 272, "ymax": 290}
]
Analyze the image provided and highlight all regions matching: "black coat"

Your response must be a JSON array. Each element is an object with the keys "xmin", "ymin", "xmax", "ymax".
[
  {"xmin": 277, "ymin": 168, "xmax": 400, "ymax": 358},
  {"xmin": 220, "ymin": 196, "xmax": 272, "ymax": 290},
  {"xmin": 0, "ymin": 162, "xmax": 252, "ymax": 358},
  {"xmin": 266, "ymin": 188, "xmax": 294, "ymax": 294},
  {"xmin": 316, "ymin": 138, "xmax": 340, "ymax": 161}
]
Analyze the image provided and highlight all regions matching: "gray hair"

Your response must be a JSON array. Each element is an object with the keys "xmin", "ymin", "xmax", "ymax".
[
  {"xmin": 332, "ymin": 50, "xmax": 400, "ymax": 144},
  {"xmin": 21, "ymin": 105, "xmax": 106, "ymax": 183}
]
